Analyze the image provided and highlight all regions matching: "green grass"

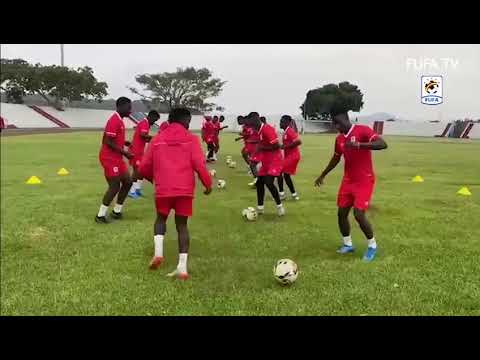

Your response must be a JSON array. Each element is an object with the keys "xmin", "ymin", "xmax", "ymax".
[{"xmin": 1, "ymin": 132, "xmax": 480, "ymax": 316}]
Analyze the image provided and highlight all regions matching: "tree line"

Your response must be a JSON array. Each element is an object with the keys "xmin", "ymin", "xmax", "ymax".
[{"xmin": 2, "ymin": 57, "xmax": 364, "ymax": 118}]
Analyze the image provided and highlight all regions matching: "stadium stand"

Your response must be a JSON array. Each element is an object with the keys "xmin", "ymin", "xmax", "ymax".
[
  {"xmin": 461, "ymin": 122, "xmax": 474, "ymax": 139},
  {"xmin": 30, "ymin": 105, "xmax": 70, "ymax": 128},
  {"xmin": 0, "ymin": 103, "xmax": 59, "ymax": 128},
  {"xmin": 1, "ymin": 103, "xmax": 479, "ymax": 139},
  {"xmin": 38, "ymin": 106, "xmax": 137, "ymax": 129},
  {"xmin": 469, "ymin": 123, "xmax": 480, "ymax": 139},
  {"xmin": 435, "ymin": 123, "xmax": 452, "ymax": 137}
]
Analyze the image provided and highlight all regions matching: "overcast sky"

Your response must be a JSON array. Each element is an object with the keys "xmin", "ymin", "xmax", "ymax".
[{"xmin": 1, "ymin": 44, "xmax": 479, "ymax": 120}]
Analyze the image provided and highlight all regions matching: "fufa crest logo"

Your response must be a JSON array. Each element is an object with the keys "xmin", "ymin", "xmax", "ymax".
[{"xmin": 421, "ymin": 76, "xmax": 443, "ymax": 105}]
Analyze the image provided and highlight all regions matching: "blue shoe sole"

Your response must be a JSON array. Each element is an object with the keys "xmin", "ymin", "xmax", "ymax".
[{"xmin": 337, "ymin": 247, "xmax": 355, "ymax": 254}]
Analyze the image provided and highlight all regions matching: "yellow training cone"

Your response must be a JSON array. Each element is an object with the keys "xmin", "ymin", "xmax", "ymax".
[
  {"xmin": 57, "ymin": 168, "xmax": 69, "ymax": 175},
  {"xmin": 26, "ymin": 176, "xmax": 42, "ymax": 185},
  {"xmin": 411, "ymin": 175, "xmax": 424, "ymax": 183},
  {"xmin": 457, "ymin": 187, "xmax": 472, "ymax": 196}
]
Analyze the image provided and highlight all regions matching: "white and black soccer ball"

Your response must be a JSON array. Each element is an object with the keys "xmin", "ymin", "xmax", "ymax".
[
  {"xmin": 217, "ymin": 179, "xmax": 226, "ymax": 189},
  {"xmin": 242, "ymin": 207, "xmax": 257, "ymax": 221},
  {"xmin": 273, "ymin": 259, "xmax": 298, "ymax": 285}
]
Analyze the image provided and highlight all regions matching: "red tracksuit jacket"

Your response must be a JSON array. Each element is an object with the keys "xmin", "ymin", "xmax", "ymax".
[{"xmin": 139, "ymin": 122, "xmax": 212, "ymax": 198}]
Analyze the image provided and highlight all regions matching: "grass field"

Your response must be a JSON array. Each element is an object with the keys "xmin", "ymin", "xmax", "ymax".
[{"xmin": 1, "ymin": 132, "xmax": 480, "ymax": 315}]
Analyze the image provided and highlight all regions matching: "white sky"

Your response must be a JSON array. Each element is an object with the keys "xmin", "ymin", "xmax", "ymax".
[{"xmin": 1, "ymin": 44, "xmax": 479, "ymax": 120}]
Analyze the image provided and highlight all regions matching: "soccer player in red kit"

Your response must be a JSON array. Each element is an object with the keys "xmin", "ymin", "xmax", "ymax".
[
  {"xmin": 201, "ymin": 116, "xmax": 216, "ymax": 162},
  {"xmin": 245, "ymin": 112, "xmax": 285, "ymax": 216},
  {"xmin": 315, "ymin": 112, "xmax": 387, "ymax": 262},
  {"xmin": 158, "ymin": 120, "xmax": 169, "ymax": 133},
  {"xmin": 128, "ymin": 110, "xmax": 160, "ymax": 199},
  {"xmin": 95, "ymin": 97, "xmax": 133, "ymax": 223},
  {"xmin": 235, "ymin": 115, "xmax": 259, "ymax": 182},
  {"xmin": 212, "ymin": 115, "xmax": 228, "ymax": 157},
  {"xmin": 278, "ymin": 115, "xmax": 301, "ymax": 201},
  {"xmin": 139, "ymin": 108, "xmax": 212, "ymax": 280}
]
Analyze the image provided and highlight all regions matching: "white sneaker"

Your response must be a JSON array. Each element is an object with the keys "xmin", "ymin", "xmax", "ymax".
[
  {"xmin": 166, "ymin": 268, "xmax": 189, "ymax": 280},
  {"xmin": 248, "ymin": 178, "xmax": 257, "ymax": 187},
  {"xmin": 292, "ymin": 194, "xmax": 300, "ymax": 201},
  {"xmin": 279, "ymin": 192, "xmax": 287, "ymax": 201},
  {"xmin": 277, "ymin": 204, "xmax": 285, "ymax": 216},
  {"xmin": 257, "ymin": 206, "xmax": 265, "ymax": 214}
]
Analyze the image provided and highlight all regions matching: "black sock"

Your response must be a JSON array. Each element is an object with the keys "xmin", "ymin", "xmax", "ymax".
[
  {"xmin": 277, "ymin": 175, "xmax": 284, "ymax": 193},
  {"xmin": 265, "ymin": 176, "xmax": 281, "ymax": 205},
  {"xmin": 256, "ymin": 176, "xmax": 265, "ymax": 206},
  {"xmin": 284, "ymin": 174, "xmax": 296, "ymax": 194}
]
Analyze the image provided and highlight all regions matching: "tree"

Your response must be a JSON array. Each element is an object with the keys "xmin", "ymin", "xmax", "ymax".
[
  {"xmin": 128, "ymin": 67, "xmax": 226, "ymax": 113},
  {"xmin": 301, "ymin": 81, "xmax": 364, "ymax": 119},
  {"xmin": 0, "ymin": 59, "xmax": 30, "ymax": 103},
  {"xmin": 1, "ymin": 58, "xmax": 108, "ymax": 110}
]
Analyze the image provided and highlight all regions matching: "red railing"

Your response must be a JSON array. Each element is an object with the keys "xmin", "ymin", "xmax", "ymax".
[{"xmin": 29, "ymin": 105, "xmax": 70, "ymax": 128}]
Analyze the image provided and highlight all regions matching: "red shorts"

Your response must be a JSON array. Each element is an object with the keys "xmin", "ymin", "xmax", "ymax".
[
  {"xmin": 100, "ymin": 157, "xmax": 129, "ymax": 178},
  {"xmin": 258, "ymin": 159, "xmax": 283, "ymax": 177},
  {"xmin": 282, "ymin": 154, "xmax": 300, "ymax": 175},
  {"xmin": 204, "ymin": 135, "xmax": 215, "ymax": 144},
  {"xmin": 129, "ymin": 154, "xmax": 143, "ymax": 169},
  {"xmin": 243, "ymin": 143, "xmax": 257, "ymax": 155},
  {"xmin": 337, "ymin": 177, "xmax": 376, "ymax": 210},
  {"xmin": 155, "ymin": 196, "xmax": 193, "ymax": 217}
]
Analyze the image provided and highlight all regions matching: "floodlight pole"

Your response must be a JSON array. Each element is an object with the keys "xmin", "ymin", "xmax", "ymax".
[{"xmin": 60, "ymin": 44, "xmax": 64, "ymax": 66}]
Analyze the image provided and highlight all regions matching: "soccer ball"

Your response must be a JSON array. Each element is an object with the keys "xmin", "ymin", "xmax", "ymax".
[
  {"xmin": 228, "ymin": 161, "xmax": 237, "ymax": 169},
  {"xmin": 273, "ymin": 259, "xmax": 298, "ymax": 285},
  {"xmin": 242, "ymin": 207, "xmax": 257, "ymax": 221},
  {"xmin": 217, "ymin": 179, "xmax": 226, "ymax": 189},
  {"xmin": 209, "ymin": 169, "xmax": 216, "ymax": 177}
]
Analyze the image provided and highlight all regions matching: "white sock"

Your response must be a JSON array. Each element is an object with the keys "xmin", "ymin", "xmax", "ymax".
[
  {"xmin": 279, "ymin": 191, "xmax": 285, "ymax": 196},
  {"xmin": 177, "ymin": 253, "xmax": 188, "ymax": 273},
  {"xmin": 257, "ymin": 205, "xmax": 265, "ymax": 210},
  {"xmin": 136, "ymin": 180, "xmax": 143, "ymax": 190},
  {"xmin": 98, "ymin": 204, "xmax": 109, "ymax": 217},
  {"xmin": 276, "ymin": 203, "xmax": 283, "ymax": 208},
  {"xmin": 367, "ymin": 237, "xmax": 377, "ymax": 249},
  {"xmin": 343, "ymin": 235, "xmax": 353, "ymax": 247},
  {"xmin": 292, "ymin": 192, "xmax": 298, "ymax": 197},
  {"xmin": 154, "ymin": 235, "xmax": 164, "ymax": 258},
  {"xmin": 113, "ymin": 204, "xmax": 123, "ymax": 213}
]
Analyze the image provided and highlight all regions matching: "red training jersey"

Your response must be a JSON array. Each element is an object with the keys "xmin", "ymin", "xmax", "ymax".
[
  {"xmin": 202, "ymin": 120, "xmax": 216, "ymax": 142},
  {"xmin": 99, "ymin": 112, "xmax": 125, "ymax": 160},
  {"xmin": 139, "ymin": 122, "xmax": 212, "ymax": 198},
  {"xmin": 158, "ymin": 121, "xmax": 169, "ymax": 133},
  {"xmin": 258, "ymin": 123, "xmax": 283, "ymax": 165},
  {"xmin": 334, "ymin": 124, "xmax": 379, "ymax": 182},
  {"xmin": 213, "ymin": 121, "xmax": 220, "ymax": 135},
  {"xmin": 241, "ymin": 125, "xmax": 254, "ymax": 145},
  {"xmin": 129, "ymin": 118, "xmax": 150, "ymax": 156},
  {"xmin": 282, "ymin": 126, "xmax": 301, "ymax": 158}
]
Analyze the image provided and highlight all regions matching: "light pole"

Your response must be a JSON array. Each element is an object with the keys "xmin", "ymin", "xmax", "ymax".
[{"xmin": 60, "ymin": 44, "xmax": 64, "ymax": 66}]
